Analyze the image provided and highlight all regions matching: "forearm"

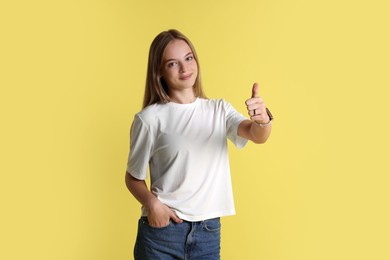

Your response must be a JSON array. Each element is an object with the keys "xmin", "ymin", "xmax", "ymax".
[
  {"xmin": 125, "ymin": 172, "xmax": 158, "ymax": 209},
  {"xmin": 238, "ymin": 119, "xmax": 272, "ymax": 144},
  {"xmin": 125, "ymin": 172, "xmax": 182, "ymax": 226},
  {"xmin": 250, "ymin": 122, "xmax": 272, "ymax": 144}
]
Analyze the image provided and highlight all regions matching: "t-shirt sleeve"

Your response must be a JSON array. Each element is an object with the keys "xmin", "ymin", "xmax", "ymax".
[
  {"xmin": 126, "ymin": 115, "xmax": 153, "ymax": 180},
  {"xmin": 223, "ymin": 100, "xmax": 249, "ymax": 149}
]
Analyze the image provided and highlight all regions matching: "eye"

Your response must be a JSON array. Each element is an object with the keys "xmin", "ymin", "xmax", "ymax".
[
  {"xmin": 167, "ymin": 62, "xmax": 178, "ymax": 68},
  {"xmin": 186, "ymin": 56, "xmax": 194, "ymax": 61}
]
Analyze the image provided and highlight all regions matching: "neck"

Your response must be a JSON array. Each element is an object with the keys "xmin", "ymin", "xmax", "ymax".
[{"xmin": 169, "ymin": 90, "xmax": 196, "ymax": 104}]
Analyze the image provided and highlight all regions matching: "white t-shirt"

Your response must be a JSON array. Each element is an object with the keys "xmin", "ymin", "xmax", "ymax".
[{"xmin": 126, "ymin": 98, "xmax": 248, "ymax": 221}]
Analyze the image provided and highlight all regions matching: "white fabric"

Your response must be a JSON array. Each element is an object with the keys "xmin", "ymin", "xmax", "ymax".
[{"xmin": 127, "ymin": 98, "xmax": 248, "ymax": 221}]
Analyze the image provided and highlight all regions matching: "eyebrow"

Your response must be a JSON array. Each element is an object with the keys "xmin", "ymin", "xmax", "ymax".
[{"xmin": 164, "ymin": 52, "xmax": 193, "ymax": 64}]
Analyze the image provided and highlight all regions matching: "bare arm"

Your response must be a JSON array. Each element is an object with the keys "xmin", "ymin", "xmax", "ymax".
[
  {"xmin": 125, "ymin": 172, "xmax": 182, "ymax": 227},
  {"xmin": 238, "ymin": 119, "xmax": 272, "ymax": 144}
]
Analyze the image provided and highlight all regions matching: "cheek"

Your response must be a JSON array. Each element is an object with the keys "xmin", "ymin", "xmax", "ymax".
[
  {"xmin": 191, "ymin": 62, "xmax": 198, "ymax": 73},
  {"xmin": 162, "ymin": 70, "xmax": 175, "ymax": 81}
]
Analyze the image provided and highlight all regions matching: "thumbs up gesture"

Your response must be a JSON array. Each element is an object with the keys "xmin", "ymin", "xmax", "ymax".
[{"xmin": 245, "ymin": 82, "xmax": 270, "ymax": 124}]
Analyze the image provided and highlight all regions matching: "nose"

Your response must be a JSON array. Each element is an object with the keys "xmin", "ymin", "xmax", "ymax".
[{"xmin": 179, "ymin": 62, "xmax": 187, "ymax": 73}]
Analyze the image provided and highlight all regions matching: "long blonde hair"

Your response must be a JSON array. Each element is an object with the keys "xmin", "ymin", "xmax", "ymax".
[{"xmin": 142, "ymin": 29, "xmax": 206, "ymax": 108}]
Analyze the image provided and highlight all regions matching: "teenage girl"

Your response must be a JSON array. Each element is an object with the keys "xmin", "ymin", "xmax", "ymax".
[{"xmin": 126, "ymin": 29, "xmax": 273, "ymax": 260}]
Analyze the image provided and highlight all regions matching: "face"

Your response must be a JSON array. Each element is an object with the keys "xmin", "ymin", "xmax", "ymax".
[{"xmin": 160, "ymin": 39, "xmax": 198, "ymax": 93}]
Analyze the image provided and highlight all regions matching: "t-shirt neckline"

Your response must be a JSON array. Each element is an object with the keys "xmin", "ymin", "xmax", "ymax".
[{"xmin": 166, "ymin": 97, "xmax": 199, "ymax": 108}]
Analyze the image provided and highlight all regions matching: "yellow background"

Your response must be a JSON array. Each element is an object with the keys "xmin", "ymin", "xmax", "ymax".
[{"xmin": 1, "ymin": 0, "xmax": 389, "ymax": 259}]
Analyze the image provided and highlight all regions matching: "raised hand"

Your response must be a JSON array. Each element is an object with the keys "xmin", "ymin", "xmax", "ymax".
[{"xmin": 245, "ymin": 82, "xmax": 270, "ymax": 124}]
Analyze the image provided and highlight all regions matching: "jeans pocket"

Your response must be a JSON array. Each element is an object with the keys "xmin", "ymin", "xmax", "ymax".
[
  {"xmin": 203, "ymin": 218, "xmax": 221, "ymax": 232},
  {"xmin": 140, "ymin": 217, "xmax": 172, "ymax": 229}
]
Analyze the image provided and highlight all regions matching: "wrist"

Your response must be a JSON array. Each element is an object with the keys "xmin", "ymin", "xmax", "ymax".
[
  {"xmin": 254, "ymin": 108, "xmax": 273, "ymax": 128},
  {"xmin": 144, "ymin": 194, "xmax": 160, "ymax": 210}
]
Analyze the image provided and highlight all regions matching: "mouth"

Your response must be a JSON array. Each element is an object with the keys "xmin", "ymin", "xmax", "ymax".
[{"xmin": 179, "ymin": 74, "xmax": 193, "ymax": 80}]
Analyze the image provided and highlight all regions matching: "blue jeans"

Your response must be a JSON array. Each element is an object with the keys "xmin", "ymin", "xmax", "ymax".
[{"xmin": 134, "ymin": 217, "xmax": 221, "ymax": 260}]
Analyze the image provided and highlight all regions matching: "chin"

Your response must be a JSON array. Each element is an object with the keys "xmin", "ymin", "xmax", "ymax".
[{"xmin": 179, "ymin": 81, "xmax": 196, "ymax": 89}]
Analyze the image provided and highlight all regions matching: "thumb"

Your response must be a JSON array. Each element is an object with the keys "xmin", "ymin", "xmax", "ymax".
[
  {"xmin": 169, "ymin": 211, "xmax": 183, "ymax": 223},
  {"xmin": 251, "ymin": 82, "xmax": 259, "ymax": 98}
]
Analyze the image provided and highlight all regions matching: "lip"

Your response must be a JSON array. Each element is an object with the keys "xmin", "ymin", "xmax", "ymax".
[{"xmin": 179, "ymin": 73, "xmax": 193, "ymax": 80}]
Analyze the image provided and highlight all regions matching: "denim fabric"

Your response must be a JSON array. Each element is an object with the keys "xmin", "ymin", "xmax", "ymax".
[{"xmin": 134, "ymin": 217, "xmax": 221, "ymax": 260}]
